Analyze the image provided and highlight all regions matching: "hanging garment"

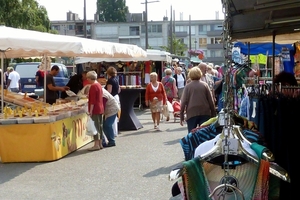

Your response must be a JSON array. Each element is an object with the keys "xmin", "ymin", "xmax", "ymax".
[{"xmin": 179, "ymin": 143, "xmax": 279, "ymax": 200}]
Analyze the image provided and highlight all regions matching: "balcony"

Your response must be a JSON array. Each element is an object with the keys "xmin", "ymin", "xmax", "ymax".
[
  {"xmin": 174, "ymin": 31, "xmax": 188, "ymax": 38},
  {"xmin": 207, "ymin": 43, "xmax": 223, "ymax": 49},
  {"xmin": 207, "ymin": 30, "xmax": 222, "ymax": 37}
]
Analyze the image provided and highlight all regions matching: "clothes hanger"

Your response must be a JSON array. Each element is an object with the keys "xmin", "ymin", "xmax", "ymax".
[
  {"xmin": 209, "ymin": 183, "xmax": 245, "ymax": 200},
  {"xmin": 169, "ymin": 126, "xmax": 291, "ymax": 183}
]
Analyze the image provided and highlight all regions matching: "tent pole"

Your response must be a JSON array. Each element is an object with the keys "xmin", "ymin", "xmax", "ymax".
[
  {"xmin": 1, "ymin": 52, "xmax": 4, "ymax": 114},
  {"xmin": 247, "ymin": 42, "xmax": 250, "ymax": 63},
  {"xmin": 43, "ymin": 55, "xmax": 47, "ymax": 103},
  {"xmin": 272, "ymin": 31, "xmax": 276, "ymax": 93}
]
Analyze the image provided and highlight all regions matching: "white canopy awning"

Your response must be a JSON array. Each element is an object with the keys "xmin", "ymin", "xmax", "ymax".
[
  {"xmin": 0, "ymin": 26, "xmax": 147, "ymax": 58},
  {"xmin": 75, "ymin": 49, "xmax": 172, "ymax": 64}
]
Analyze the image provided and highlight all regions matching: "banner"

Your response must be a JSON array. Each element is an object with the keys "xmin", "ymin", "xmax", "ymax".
[{"xmin": 0, "ymin": 113, "xmax": 93, "ymax": 163}]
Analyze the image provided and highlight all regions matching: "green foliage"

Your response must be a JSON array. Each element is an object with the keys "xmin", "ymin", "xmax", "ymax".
[
  {"xmin": 0, "ymin": 0, "xmax": 50, "ymax": 31},
  {"xmin": 96, "ymin": 0, "xmax": 129, "ymax": 22},
  {"xmin": 160, "ymin": 34, "xmax": 187, "ymax": 56}
]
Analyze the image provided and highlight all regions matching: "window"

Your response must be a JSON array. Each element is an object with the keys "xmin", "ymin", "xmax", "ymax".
[
  {"xmin": 141, "ymin": 24, "xmax": 162, "ymax": 33},
  {"xmin": 187, "ymin": 26, "xmax": 196, "ymax": 35},
  {"xmin": 175, "ymin": 26, "xmax": 188, "ymax": 32},
  {"xmin": 211, "ymin": 24, "xmax": 223, "ymax": 31},
  {"xmin": 199, "ymin": 25, "xmax": 207, "ymax": 32},
  {"xmin": 130, "ymin": 26, "xmax": 140, "ymax": 36},
  {"xmin": 52, "ymin": 25, "xmax": 60, "ymax": 31},
  {"xmin": 199, "ymin": 38, "xmax": 207, "ymax": 45},
  {"xmin": 210, "ymin": 37, "xmax": 222, "ymax": 44},
  {"xmin": 68, "ymin": 25, "xmax": 74, "ymax": 30},
  {"xmin": 157, "ymin": 24, "xmax": 162, "ymax": 32}
]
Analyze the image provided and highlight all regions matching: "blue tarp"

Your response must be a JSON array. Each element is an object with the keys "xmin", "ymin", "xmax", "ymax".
[{"xmin": 234, "ymin": 42, "xmax": 294, "ymax": 55}]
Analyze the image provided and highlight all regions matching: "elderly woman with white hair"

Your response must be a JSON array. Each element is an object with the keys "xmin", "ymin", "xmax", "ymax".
[
  {"xmin": 86, "ymin": 70, "xmax": 105, "ymax": 151},
  {"xmin": 173, "ymin": 66, "xmax": 186, "ymax": 99},
  {"xmin": 145, "ymin": 72, "xmax": 167, "ymax": 130},
  {"xmin": 161, "ymin": 68, "xmax": 178, "ymax": 103}
]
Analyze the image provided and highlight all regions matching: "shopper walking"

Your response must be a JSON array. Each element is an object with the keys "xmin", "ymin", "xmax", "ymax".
[
  {"xmin": 145, "ymin": 72, "xmax": 167, "ymax": 130},
  {"xmin": 180, "ymin": 67, "xmax": 216, "ymax": 133}
]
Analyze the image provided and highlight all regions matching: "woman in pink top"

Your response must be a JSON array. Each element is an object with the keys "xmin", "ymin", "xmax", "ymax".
[{"xmin": 87, "ymin": 71, "xmax": 104, "ymax": 151}]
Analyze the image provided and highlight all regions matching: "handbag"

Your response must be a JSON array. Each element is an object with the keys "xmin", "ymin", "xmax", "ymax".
[{"xmin": 86, "ymin": 115, "xmax": 97, "ymax": 136}]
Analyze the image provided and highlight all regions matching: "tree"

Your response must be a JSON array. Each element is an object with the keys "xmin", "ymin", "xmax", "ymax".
[
  {"xmin": 96, "ymin": 0, "xmax": 129, "ymax": 22},
  {"xmin": 160, "ymin": 34, "xmax": 188, "ymax": 56},
  {"xmin": 0, "ymin": 0, "xmax": 50, "ymax": 31}
]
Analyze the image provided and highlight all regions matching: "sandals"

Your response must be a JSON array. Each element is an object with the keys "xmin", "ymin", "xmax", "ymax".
[{"xmin": 88, "ymin": 146, "xmax": 101, "ymax": 151}]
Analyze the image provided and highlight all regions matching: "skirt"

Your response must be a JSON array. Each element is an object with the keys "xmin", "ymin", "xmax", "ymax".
[{"xmin": 150, "ymin": 100, "xmax": 163, "ymax": 113}]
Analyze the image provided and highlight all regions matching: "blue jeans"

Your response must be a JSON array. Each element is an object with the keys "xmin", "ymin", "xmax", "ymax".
[
  {"xmin": 103, "ymin": 114, "xmax": 117, "ymax": 145},
  {"xmin": 186, "ymin": 115, "xmax": 210, "ymax": 133}
]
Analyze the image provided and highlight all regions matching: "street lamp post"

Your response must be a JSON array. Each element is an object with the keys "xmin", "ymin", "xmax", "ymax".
[
  {"xmin": 84, "ymin": 0, "xmax": 87, "ymax": 38},
  {"xmin": 194, "ymin": 39, "xmax": 197, "ymax": 50},
  {"xmin": 141, "ymin": 0, "xmax": 159, "ymax": 50}
]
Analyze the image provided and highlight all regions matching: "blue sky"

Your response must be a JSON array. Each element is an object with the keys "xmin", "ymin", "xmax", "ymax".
[{"xmin": 37, "ymin": 0, "xmax": 224, "ymax": 21}]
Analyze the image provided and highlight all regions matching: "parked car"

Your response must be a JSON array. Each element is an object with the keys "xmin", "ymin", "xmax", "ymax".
[{"xmin": 14, "ymin": 62, "xmax": 69, "ymax": 93}]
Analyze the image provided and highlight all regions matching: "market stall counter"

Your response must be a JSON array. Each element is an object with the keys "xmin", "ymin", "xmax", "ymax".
[
  {"xmin": 0, "ymin": 90, "xmax": 93, "ymax": 163},
  {"xmin": 118, "ymin": 86, "xmax": 145, "ymax": 131}
]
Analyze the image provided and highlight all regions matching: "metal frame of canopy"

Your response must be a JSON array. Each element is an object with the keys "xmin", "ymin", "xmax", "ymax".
[
  {"xmin": 0, "ymin": 26, "xmax": 147, "ymax": 113},
  {"xmin": 221, "ymin": 0, "xmax": 300, "ymax": 108}
]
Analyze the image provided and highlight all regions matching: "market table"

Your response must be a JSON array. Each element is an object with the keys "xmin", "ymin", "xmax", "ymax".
[
  {"xmin": 0, "ymin": 112, "xmax": 93, "ymax": 163},
  {"xmin": 118, "ymin": 88, "xmax": 145, "ymax": 131},
  {"xmin": 0, "ymin": 91, "xmax": 93, "ymax": 163}
]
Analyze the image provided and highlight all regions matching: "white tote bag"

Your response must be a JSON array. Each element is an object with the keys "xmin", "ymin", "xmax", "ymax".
[{"xmin": 86, "ymin": 116, "xmax": 97, "ymax": 136}]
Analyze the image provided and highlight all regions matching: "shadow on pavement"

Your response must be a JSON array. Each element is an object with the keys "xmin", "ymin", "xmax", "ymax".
[
  {"xmin": 0, "ymin": 162, "xmax": 45, "ymax": 185},
  {"xmin": 143, "ymin": 161, "xmax": 183, "ymax": 178}
]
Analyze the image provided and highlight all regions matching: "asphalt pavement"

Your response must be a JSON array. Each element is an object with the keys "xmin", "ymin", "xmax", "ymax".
[{"xmin": 0, "ymin": 109, "xmax": 187, "ymax": 200}]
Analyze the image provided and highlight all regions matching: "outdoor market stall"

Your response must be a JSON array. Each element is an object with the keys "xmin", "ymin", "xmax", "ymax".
[
  {"xmin": 75, "ymin": 49, "xmax": 172, "ymax": 131},
  {"xmin": 0, "ymin": 26, "xmax": 147, "ymax": 163},
  {"xmin": 221, "ymin": 1, "xmax": 300, "ymax": 199}
]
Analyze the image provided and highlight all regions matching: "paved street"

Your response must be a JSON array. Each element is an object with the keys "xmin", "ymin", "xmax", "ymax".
[{"xmin": 0, "ymin": 109, "xmax": 186, "ymax": 200}]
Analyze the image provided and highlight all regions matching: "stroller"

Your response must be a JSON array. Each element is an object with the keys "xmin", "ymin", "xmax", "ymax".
[{"xmin": 172, "ymin": 98, "xmax": 181, "ymax": 122}]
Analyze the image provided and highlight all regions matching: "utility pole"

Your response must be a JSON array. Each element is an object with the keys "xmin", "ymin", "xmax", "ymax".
[
  {"xmin": 84, "ymin": 0, "xmax": 87, "ymax": 38},
  {"xmin": 189, "ymin": 15, "xmax": 192, "ymax": 57},
  {"xmin": 170, "ymin": 5, "xmax": 173, "ymax": 54},
  {"xmin": 141, "ymin": 0, "xmax": 160, "ymax": 50}
]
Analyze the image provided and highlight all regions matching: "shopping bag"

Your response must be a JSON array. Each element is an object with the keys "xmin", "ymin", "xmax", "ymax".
[
  {"xmin": 167, "ymin": 101, "xmax": 174, "ymax": 112},
  {"xmin": 86, "ymin": 116, "xmax": 97, "ymax": 136},
  {"xmin": 162, "ymin": 104, "xmax": 170, "ymax": 118}
]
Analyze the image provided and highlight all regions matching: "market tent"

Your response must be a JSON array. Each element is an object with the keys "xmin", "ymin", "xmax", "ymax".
[
  {"xmin": 146, "ymin": 49, "xmax": 172, "ymax": 62},
  {"xmin": 0, "ymin": 26, "xmax": 147, "ymax": 58},
  {"xmin": 234, "ymin": 42, "xmax": 294, "ymax": 55},
  {"xmin": 74, "ymin": 49, "xmax": 172, "ymax": 64},
  {"xmin": 222, "ymin": 0, "xmax": 300, "ymax": 43},
  {"xmin": 0, "ymin": 26, "xmax": 147, "ymax": 112}
]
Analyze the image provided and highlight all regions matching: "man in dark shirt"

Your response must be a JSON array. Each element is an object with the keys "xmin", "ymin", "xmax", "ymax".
[{"xmin": 46, "ymin": 65, "xmax": 69, "ymax": 104}]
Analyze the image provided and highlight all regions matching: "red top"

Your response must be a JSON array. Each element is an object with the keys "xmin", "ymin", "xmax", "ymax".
[
  {"xmin": 145, "ymin": 82, "xmax": 167, "ymax": 105},
  {"xmin": 88, "ymin": 82, "xmax": 104, "ymax": 115},
  {"xmin": 144, "ymin": 61, "xmax": 151, "ymax": 73},
  {"xmin": 83, "ymin": 79, "xmax": 89, "ymax": 87}
]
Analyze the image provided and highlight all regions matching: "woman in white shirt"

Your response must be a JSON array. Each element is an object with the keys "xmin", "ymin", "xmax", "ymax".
[{"xmin": 173, "ymin": 67, "xmax": 186, "ymax": 99}]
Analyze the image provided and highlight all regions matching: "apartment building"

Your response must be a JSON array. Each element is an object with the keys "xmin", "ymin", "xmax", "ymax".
[{"xmin": 50, "ymin": 12, "xmax": 224, "ymax": 65}]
